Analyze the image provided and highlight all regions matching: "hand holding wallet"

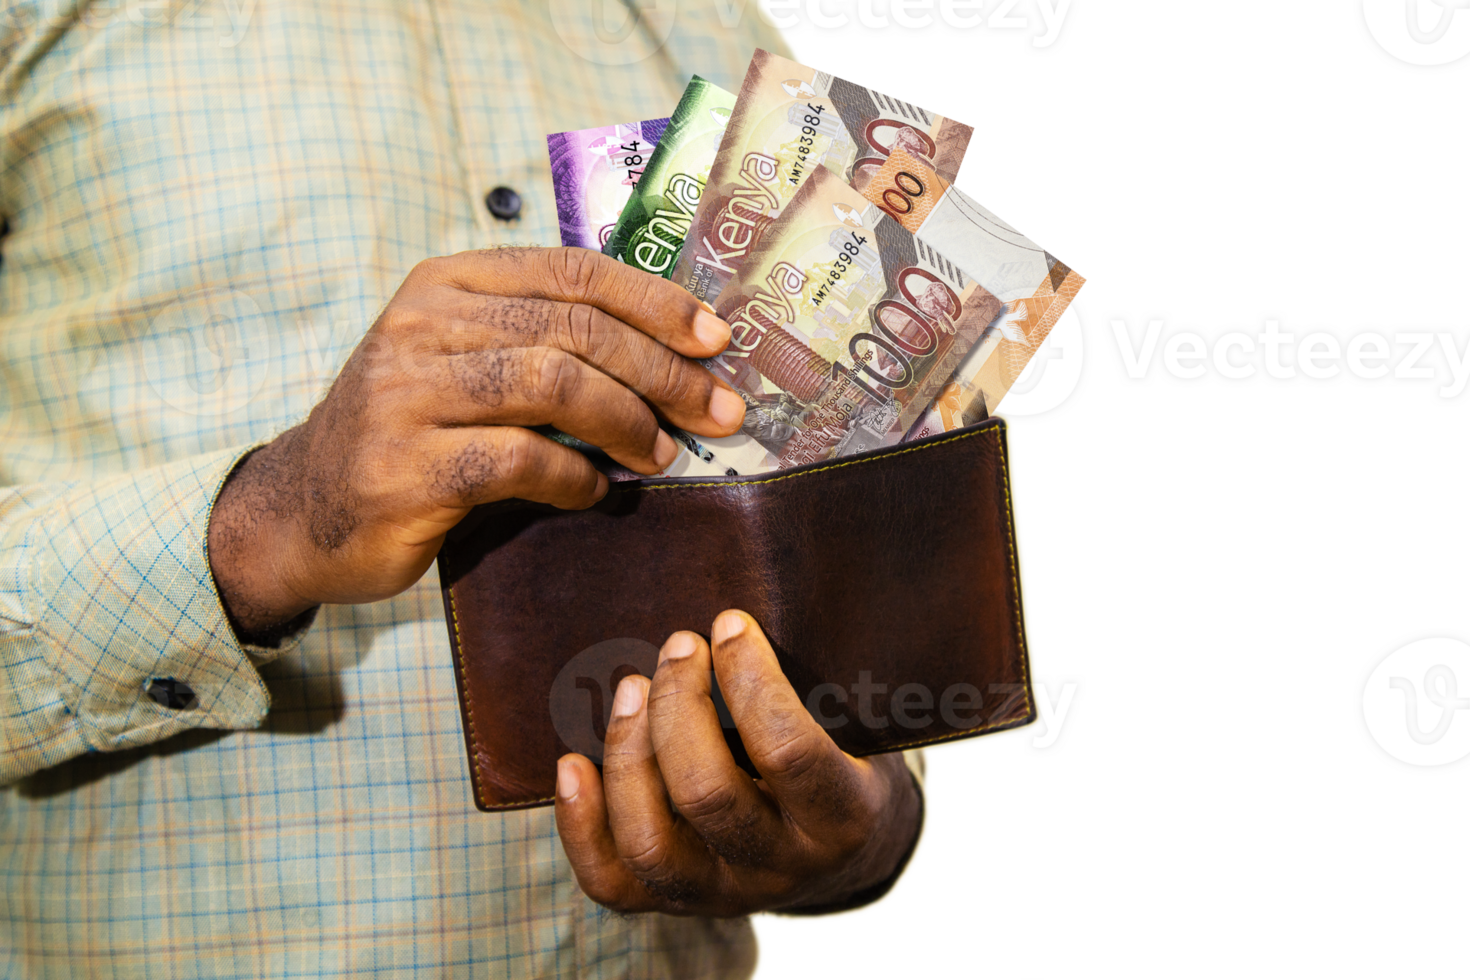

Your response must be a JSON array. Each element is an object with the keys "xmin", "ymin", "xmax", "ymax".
[
  {"xmin": 438, "ymin": 417, "xmax": 1034, "ymax": 811},
  {"xmin": 444, "ymin": 46, "xmax": 1088, "ymax": 812}
]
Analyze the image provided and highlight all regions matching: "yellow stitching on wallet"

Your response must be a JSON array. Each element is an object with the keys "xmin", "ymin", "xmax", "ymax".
[
  {"xmin": 609, "ymin": 420, "xmax": 1030, "ymax": 756},
  {"xmin": 851, "ymin": 424, "xmax": 1033, "ymax": 755},
  {"xmin": 993, "ymin": 425, "xmax": 1034, "ymax": 721},
  {"xmin": 446, "ymin": 582, "xmax": 490, "ymax": 808},
  {"xmin": 470, "ymin": 420, "xmax": 1015, "ymax": 804},
  {"xmin": 484, "ymin": 795, "xmax": 555, "ymax": 811},
  {"xmin": 874, "ymin": 712, "xmax": 1033, "ymax": 754}
]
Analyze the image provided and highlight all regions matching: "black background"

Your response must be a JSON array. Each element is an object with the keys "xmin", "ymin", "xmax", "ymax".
[{"xmin": 764, "ymin": 0, "xmax": 1464, "ymax": 963}]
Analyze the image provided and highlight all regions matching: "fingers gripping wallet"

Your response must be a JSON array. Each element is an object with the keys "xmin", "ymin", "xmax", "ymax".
[{"xmin": 438, "ymin": 418, "xmax": 1035, "ymax": 811}]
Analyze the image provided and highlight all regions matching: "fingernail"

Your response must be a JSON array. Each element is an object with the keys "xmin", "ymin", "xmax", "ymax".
[
  {"xmin": 593, "ymin": 473, "xmax": 609, "ymax": 501},
  {"xmin": 712, "ymin": 612, "xmax": 746, "ymax": 644},
  {"xmin": 653, "ymin": 430, "xmax": 679, "ymax": 470},
  {"xmin": 557, "ymin": 758, "xmax": 580, "ymax": 802},
  {"xmin": 611, "ymin": 675, "xmax": 646, "ymax": 719},
  {"xmin": 708, "ymin": 387, "xmax": 746, "ymax": 431},
  {"xmin": 693, "ymin": 309, "xmax": 731, "ymax": 351},
  {"xmin": 659, "ymin": 632, "xmax": 697, "ymax": 665}
]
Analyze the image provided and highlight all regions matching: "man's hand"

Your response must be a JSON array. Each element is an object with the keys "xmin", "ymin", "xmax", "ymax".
[
  {"xmin": 555, "ymin": 610, "xmax": 923, "ymax": 916},
  {"xmin": 208, "ymin": 247, "xmax": 746, "ymax": 634}
]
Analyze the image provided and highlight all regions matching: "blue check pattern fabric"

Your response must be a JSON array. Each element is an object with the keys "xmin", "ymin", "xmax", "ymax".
[{"xmin": 0, "ymin": 2, "xmax": 788, "ymax": 975}]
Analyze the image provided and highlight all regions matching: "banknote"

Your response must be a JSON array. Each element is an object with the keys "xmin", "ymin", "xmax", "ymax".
[
  {"xmin": 670, "ymin": 48, "xmax": 974, "ymax": 308},
  {"xmin": 691, "ymin": 165, "xmax": 1003, "ymax": 473},
  {"xmin": 858, "ymin": 148, "xmax": 1086, "ymax": 438},
  {"xmin": 602, "ymin": 76, "xmax": 736, "ymax": 276},
  {"xmin": 548, "ymin": 117, "xmax": 669, "ymax": 250}
]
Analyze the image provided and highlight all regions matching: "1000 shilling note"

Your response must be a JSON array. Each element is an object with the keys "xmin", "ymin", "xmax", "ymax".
[
  {"xmin": 602, "ymin": 76, "xmax": 736, "ymax": 276},
  {"xmin": 859, "ymin": 148, "xmax": 1086, "ymax": 437},
  {"xmin": 692, "ymin": 165, "xmax": 1002, "ymax": 473},
  {"xmin": 548, "ymin": 117, "xmax": 669, "ymax": 250},
  {"xmin": 670, "ymin": 48, "xmax": 974, "ymax": 308}
]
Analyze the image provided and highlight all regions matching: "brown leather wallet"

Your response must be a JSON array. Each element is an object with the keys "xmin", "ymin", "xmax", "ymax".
[{"xmin": 438, "ymin": 417, "xmax": 1035, "ymax": 811}]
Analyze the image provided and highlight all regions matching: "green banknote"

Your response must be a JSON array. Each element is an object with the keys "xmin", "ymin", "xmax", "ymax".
[{"xmin": 601, "ymin": 76, "xmax": 736, "ymax": 277}]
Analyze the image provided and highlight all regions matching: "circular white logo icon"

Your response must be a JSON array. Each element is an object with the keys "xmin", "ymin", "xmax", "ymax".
[
  {"xmin": 549, "ymin": 0, "xmax": 678, "ymax": 67},
  {"xmin": 997, "ymin": 305, "xmax": 1085, "ymax": 417},
  {"xmin": 548, "ymin": 638, "xmax": 659, "ymax": 762},
  {"xmin": 1364, "ymin": 0, "xmax": 1470, "ymax": 65},
  {"xmin": 1363, "ymin": 637, "xmax": 1470, "ymax": 766},
  {"xmin": 140, "ymin": 289, "xmax": 275, "ymax": 417}
]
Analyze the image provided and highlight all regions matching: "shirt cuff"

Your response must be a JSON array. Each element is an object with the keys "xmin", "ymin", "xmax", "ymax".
[
  {"xmin": 0, "ymin": 446, "xmax": 292, "ymax": 779},
  {"xmin": 758, "ymin": 752, "xmax": 929, "ymax": 928}
]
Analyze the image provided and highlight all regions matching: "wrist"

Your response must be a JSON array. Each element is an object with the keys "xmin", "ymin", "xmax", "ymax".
[
  {"xmin": 208, "ymin": 437, "xmax": 319, "ymax": 637},
  {"xmin": 780, "ymin": 755, "xmax": 925, "ymax": 915}
]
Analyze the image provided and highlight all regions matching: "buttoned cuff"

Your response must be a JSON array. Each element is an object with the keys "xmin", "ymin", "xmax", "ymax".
[
  {"xmin": 758, "ymin": 752, "xmax": 929, "ymax": 928},
  {"xmin": 0, "ymin": 447, "xmax": 301, "ymax": 780}
]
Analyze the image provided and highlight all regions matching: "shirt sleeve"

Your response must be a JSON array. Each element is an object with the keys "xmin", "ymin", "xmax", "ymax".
[
  {"xmin": 0, "ymin": 446, "xmax": 301, "ymax": 783},
  {"xmin": 758, "ymin": 752, "xmax": 929, "ymax": 928}
]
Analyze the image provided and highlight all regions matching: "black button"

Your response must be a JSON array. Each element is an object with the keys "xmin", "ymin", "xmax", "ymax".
[
  {"xmin": 146, "ymin": 678, "xmax": 196, "ymax": 710},
  {"xmin": 485, "ymin": 186, "xmax": 521, "ymax": 221}
]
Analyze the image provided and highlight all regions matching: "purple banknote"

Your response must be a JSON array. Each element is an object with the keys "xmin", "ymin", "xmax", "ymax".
[{"xmin": 548, "ymin": 117, "xmax": 670, "ymax": 250}]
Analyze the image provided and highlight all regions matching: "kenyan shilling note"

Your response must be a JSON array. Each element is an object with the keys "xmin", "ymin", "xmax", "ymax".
[
  {"xmin": 670, "ymin": 48, "xmax": 974, "ymax": 308},
  {"xmin": 601, "ymin": 76, "xmax": 736, "ymax": 276},
  {"xmin": 547, "ymin": 117, "xmax": 669, "ymax": 250},
  {"xmin": 858, "ymin": 148, "xmax": 1086, "ymax": 437},
  {"xmin": 691, "ymin": 165, "xmax": 1003, "ymax": 473}
]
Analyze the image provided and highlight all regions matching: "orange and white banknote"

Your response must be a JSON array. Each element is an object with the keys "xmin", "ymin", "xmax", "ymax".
[
  {"xmin": 683, "ymin": 167, "xmax": 1002, "ymax": 473},
  {"xmin": 862, "ymin": 148, "xmax": 1085, "ymax": 438},
  {"xmin": 671, "ymin": 48, "xmax": 974, "ymax": 309}
]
